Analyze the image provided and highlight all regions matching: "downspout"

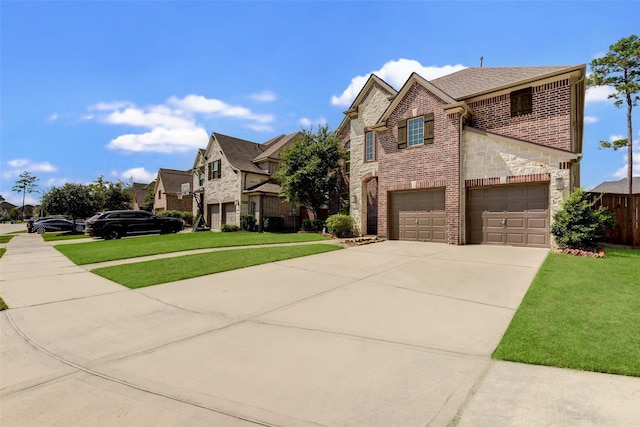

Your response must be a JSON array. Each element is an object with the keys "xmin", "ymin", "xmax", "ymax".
[{"xmin": 570, "ymin": 73, "xmax": 586, "ymax": 190}]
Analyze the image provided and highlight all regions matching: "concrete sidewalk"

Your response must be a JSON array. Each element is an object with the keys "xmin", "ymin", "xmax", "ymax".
[{"xmin": 1, "ymin": 233, "xmax": 639, "ymax": 426}]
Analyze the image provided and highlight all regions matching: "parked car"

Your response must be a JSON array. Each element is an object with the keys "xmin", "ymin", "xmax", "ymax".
[
  {"xmin": 28, "ymin": 217, "xmax": 85, "ymax": 234},
  {"xmin": 84, "ymin": 210, "xmax": 184, "ymax": 239}
]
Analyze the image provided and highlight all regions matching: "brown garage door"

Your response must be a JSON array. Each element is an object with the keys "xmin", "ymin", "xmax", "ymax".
[
  {"xmin": 467, "ymin": 184, "xmax": 549, "ymax": 247},
  {"xmin": 223, "ymin": 202, "xmax": 236, "ymax": 225},
  {"xmin": 390, "ymin": 189, "xmax": 446, "ymax": 242}
]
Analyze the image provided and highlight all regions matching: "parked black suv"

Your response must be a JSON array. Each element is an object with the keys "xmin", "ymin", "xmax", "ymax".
[{"xmin": 85, "ymin": 210, "xmax": 184, "ymax": 239}]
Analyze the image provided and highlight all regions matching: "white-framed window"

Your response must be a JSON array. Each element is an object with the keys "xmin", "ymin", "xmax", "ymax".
[
  {"xmin": 345, "ymin": 141, "xmax": 351, "ymax": 174},
  {"xmin": 407, "ymin": 117, "xmax": 424, "ymax": 147},
  {"xmin": 365, "ymin": 132, "xmax": 376, "ymax": 161}
]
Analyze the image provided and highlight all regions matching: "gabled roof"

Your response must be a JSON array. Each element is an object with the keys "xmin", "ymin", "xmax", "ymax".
[
  {"xmin": 253, "ymin": 131, "xmax": 302, "ymax": 163},
  {"xmin": 262, "ymin": 134, "xmax": 286, "ymax": 147},
  {"xmin": 131, "ymin": 182, "xmax": 151, "ymax": 207},
  {"xmin": 590, "ymin": 177, "xmax": 640, "ymax": 194},
  {"xmin": 243, "ymin": 180, "xmax": 282, "ymax": 194},
  {"xmin": 156, "ymin": 169, "xmax": 192, "ymax": 194},
  {"xmin": 337, "ymin": 74, "xmax": 397, "ymax": 134},
  {"xmin": 214, "ymin": 132, "xmax": 268, "ymax": 175},
  {"xmin": 430, "ymin": 65, "xmax": 584, "ymax": 100},
  {"xmin": 192, "ymin": 148, "xmax": 207, "ymax": 170}
]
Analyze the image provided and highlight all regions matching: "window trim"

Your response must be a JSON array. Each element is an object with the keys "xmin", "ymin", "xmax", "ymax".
[
  {"xmin": 208, "ymin": 159, "xmax": 222, "ymax": 180},
  {"xmin": 365, "ymin": 132, "xmax": 376, "ymax": 162},
  {"xmin": 344, "ymin": 141, "xmax": 351, "ymax": 174},
  {"xmin": 407, "ymin": 116, "xmax": 424, "ymax": 147}
]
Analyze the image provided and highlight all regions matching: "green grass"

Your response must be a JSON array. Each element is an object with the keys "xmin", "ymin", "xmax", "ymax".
[
  {"xmin": 0, "ymin": 297, "xmax": 7, "ymax": 311},
  {"xmin": 93, "ymin": 244, "xmax": 341, "ymax": 288},
  {"xmin": 56, "ymin": 232, "xmax": 330, "ymax": 265},
  {"xmin": 42, "ymin": 232, "xmax": 91, "ymax": 242},
  {"xmin": 493, "ymin": 247, "xmax": 640, "ymax": 377},
  {"xmin": 0, "ymin": 235, "xmax": 14, "ymax": 244}
]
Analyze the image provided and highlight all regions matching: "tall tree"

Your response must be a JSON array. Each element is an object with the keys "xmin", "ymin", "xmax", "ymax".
[
  {"xmin": 12, "ymin": 171, "xmax": 38, "ymax": 220},
  {"xmin": 43, "ymin": 183, "xmax": 101, "ymax": 222},
  {"xmin": 275, "ymin": 125, "xmax": 345, "ymax": 219},
  {"xmin": 89, "ymin": 176, "xmax": 132, "ymax": 211},
  {"xmin": 588, "ymin": 34, "xmax": 640, "ymax": 194}
]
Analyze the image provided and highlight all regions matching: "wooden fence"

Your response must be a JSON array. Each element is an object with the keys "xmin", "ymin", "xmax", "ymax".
[{"xmin": 589, "ymin": 193, "xmax": 640, "ymax": 247}]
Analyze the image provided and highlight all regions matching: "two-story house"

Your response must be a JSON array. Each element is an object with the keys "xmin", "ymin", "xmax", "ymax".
[
  {"xmin": 152, "ymin": 169, "xmax": 193, "ymax": 214},
  {"xmin": 193, "ymin": 131, "xmax": 302, "ymax": 230},
  {"xmin": 341, "ymin": 65, "xmax": 586, "ymax": 247}
]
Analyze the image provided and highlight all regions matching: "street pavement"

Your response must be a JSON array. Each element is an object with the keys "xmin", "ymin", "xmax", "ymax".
[{"xmin": 1, "ymin": 226, "xmax": 639, "ymax": 426}]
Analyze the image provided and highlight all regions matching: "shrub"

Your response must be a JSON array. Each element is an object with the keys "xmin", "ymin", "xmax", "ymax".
[
  {"xmin": 157, "ymin": 210, "xmax": 193, "ymax": 226},
  {"xmin": 262, "ymin": 216, "xmax": 285, "ymax": 232},
  {"xmin": 240, "ymin": 215, "xmax": 256, "ymax": 232},
  {"xmin": 325, "ymin": 214, "xmax": 354, "ymax": 238},
  {"xmin": 221, "ymin": 224, "xmax": 240, "ymax": 232},
  {"xmin": 551, "ymin": 188, "xmax": 615, "ymax": 249},
  {"xmin": 302, "ymin": 219, "xmax": 325, "ymax": 232}
]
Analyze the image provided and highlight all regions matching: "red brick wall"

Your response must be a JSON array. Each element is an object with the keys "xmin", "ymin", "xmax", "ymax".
[
  {"xmin": 468, "ymin": 78, "xmax": 571, "ymax": 150},
  {"xmin": 377, "ymin": 83, "xmax": 462, "ymax": 243}
]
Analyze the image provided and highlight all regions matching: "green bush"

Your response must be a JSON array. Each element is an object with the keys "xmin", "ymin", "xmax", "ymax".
[
  {"xmin": 551, "ymin": 188, "xmax": 615, "ymax": 249},
  {"xmin": 302, "ymin": 219, "xmax": 325, "ymax": 232},
  {"xmin": 221, "ymin": 224, "xmax": 240, "ymax": 232},
  {"xmin": 157, "ymin": 210, "xmax": 193, "ymax": 226},
  {"xmin": 325, "ymin": 214, "xmax": 354, "ymax": 238},
  {"xmin": 263, "ymin": 216, "xmax": 285, "ymax": 232},
  {"xmin": 240, "ymin": 215, "xmax": 256, "ymax": 232}
]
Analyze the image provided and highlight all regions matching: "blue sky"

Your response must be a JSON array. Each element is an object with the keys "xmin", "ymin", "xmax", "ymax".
[{"xmin": 1, "ymin": 0, "xmax": 639, "ymax": 206}]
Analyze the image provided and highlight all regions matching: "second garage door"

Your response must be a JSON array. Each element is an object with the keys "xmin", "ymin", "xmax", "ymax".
[
  {"xmin": 467, "ymin": 184, "xmax": 549, "ymax": 247},
  {"xmin": 389, "ymin": 189, "xmax": 446, "ymax": 242}
]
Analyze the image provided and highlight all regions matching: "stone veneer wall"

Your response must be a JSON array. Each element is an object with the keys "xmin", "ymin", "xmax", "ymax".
[
  {"xmin": 347, "ymin": 85, "xmax": 390, "ymax": 236},
  {"xmin": 462, "ymin": 130, "xmax": 571, "ymax": 245},
  {"xmin": 377, "ymin": 82, "xmax": 462, "ymax": 243}
]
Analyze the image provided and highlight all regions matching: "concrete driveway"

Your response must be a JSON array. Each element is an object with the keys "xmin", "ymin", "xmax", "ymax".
[{"xmin": 2, "ymin": 233, "xmax": 639, "ymax": 426}]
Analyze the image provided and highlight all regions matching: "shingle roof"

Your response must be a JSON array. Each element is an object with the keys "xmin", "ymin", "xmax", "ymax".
[
  {"xmin": 254, "ymin": 131, "xmax": 302, "ymax": 162},
  {"xmin": 243, "ymin": 180, "xmax": 282, "ymax": 194},
  {"xmin": 157, "ymin": 169, "xmax": 192, "ymax": 193},
  {"xmin": 214, "ymin": 133, "xmax": 268, "ymax": 175},
  {"xmin": 131, "ymin": 182, "xmax": 151, "ymax": 207},
  {"xmin": 430, "ymin": 66, "xmax": 578, "ymax": 100},
  {"xmin": 589, "ymin": 177, "xmax": 640, "ymax": 194}
]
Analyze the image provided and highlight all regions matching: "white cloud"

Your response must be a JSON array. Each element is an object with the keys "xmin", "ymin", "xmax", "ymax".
[
  {"xmin": 586, "ymin": 85, "xmax": 616, "ymax": 103},
  {"xmin": 119, "ymin": 167, "xmax": 156, "ymax": 183},
  {"xmin": 3, "ymin": 159, "xmax": 58, "ymax": 179},
  {"xmin": 47, "ymin": 113, "xmax": 59, "ymax": 122},
  {"xmin": 331, "ymin": 59, "xmax": 467, "ymax": 107},
  {"xmin": 250, "ymin": 90, "xmax": 277, "ymax": 102},
  {"xmin": 299, "ymin": 117, "xmax": 327, "ymax": 128},
  {"xmin": 584, "ymin": 115, "xmax": 598, "ymax": 124},
  {"xmin": 88, "ymin": 94, "xmax": 276, "ymax": 153},
  {"xmin": 168, "ymin": 95, "xmax": 274, "ymax": 123},
  {"xmin": 107, "ymin": 127, "xmax": 209, "ymax": 153}
]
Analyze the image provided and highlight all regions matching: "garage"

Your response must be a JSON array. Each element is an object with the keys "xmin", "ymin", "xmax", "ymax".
[
  {"xmin": 467, "ymin": 184, "xmax": 549, "ymax": 247},
  {"xmin": 389, "ymin": 189, "xmax": 446, "ymax": 242},
  {"xmin": 209, "ymin": 204, "xmax": 219, "ymax": 229}
]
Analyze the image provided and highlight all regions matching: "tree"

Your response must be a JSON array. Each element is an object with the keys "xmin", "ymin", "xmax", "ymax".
[
  {"xmin": 588, "ymin": 34, "xmax": 640, "ymax": 194},
  {"xmin": 43, "ymin": 183, "xmax": 101, "ymax": 222},
  {"xmin": 12, "ymin": 171, "xmax": 38, "ymax": 220},
  {"xmin": 551, "ymin": 188, "xmax": 614, "ymax": 249},
  {"xmin": 88, "ymin": 176, "xmax": 132, "ymax": 211},
  {"xmin": 275, "ymin": 125, "xmax": 345, "ymax": 219}
]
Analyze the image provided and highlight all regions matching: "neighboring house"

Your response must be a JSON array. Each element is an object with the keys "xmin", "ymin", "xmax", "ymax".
[
  {"xmin": 340, "ymin": 65, "xmax": 586, "ymax": 247},
  {"xmin": 590, "ymin": 177, "xmax": 640, "ymax": 194},
  {"xmin": 0, "ymin": 201, "xmax": 17, "ymax": 219},
  {"xmin": 152, "ymin": 169, "xmax": 193, "ymax": 213},
  {"xmin": 129, "ymin": 182, "xmax": 153, "ymax": 210},
  {"xmin": 192, "ymin": 132, "xmax": 302, "ymax": 230}
]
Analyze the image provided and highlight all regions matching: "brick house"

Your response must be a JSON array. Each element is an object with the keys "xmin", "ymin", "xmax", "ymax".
[
  {"xmin": 340, "ymin": 65, "xmax": 586, "ymax": 247},
  {"xmin": 192, "ymin": 131, "xmax": 302, "ymax": 230},
  {"xmin": 152, "ymin": 169, "xmax": 193, "ymax": 213}
]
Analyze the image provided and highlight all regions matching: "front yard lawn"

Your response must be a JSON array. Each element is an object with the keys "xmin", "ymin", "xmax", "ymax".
[
  {"xmin": 42, "ymin": 233, "xmax": 91, "ymax": 242},
  {"xmin": 56, "ymin": 232, "xmax": 330, "ymax": 265},
  {"xmin": 0, "ymin": 235, "xmax": 14, "ymax": 244},
  {"xmin": 493, "ymin": 247, "xmax": 640, "ymax": 377},
  {"xmin": 92, "ymin": 244, "xmax": 341, "ymax": 288}
]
